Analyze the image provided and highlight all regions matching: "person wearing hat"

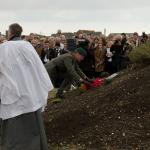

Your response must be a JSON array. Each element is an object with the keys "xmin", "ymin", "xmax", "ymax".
[{"xmin": 45, "ymin": 47, "xmax": 92, "ymax": 98}]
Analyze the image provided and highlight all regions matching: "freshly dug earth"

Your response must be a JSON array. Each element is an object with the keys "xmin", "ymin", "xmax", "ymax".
[{"xmin": 44, "ymin": 64, "xmax": 150, "ymax": 150}]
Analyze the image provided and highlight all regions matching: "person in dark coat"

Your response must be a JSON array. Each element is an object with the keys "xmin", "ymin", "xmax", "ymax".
[
  {"xmin": 141, "ymin": 32, "xmax": 148, "ymax": 44},
  {"xmin": 121, "ymin": 33, "xmax": 127, "ymax": 47},
  {"xmin": 110, "ymin": 36, "xmax": 123, "ymax": 73},
  {"xmin": 45, "ymin": 47, "xmax": 92, "ymax": 98},
  {"xmin": 41, "ymin": 41, "xmax": 51, "ymax": 64},
  {"xmin": 76, "ymin": 34, "xmax": 95, "ymax": 78},
  {"xmin": 79, "ymin": 43, "xmax": 95, "ymax": 78},
  {"xmin": 53, "ymin": 42, "xmax": 68, "ymax": 57}
]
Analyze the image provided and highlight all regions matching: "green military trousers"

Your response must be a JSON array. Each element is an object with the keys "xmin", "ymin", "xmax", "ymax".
[{"xmin": 45, "ymin": 62, "xmax": 73, "ymax": 94}]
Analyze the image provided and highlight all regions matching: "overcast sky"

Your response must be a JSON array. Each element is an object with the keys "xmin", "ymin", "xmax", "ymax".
[{"xmin": 0, "ymin": 0, "xmax": 150, "ymax": 35}]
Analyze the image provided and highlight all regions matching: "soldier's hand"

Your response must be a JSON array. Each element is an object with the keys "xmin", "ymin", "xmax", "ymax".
[
  {"xmin": 83, "ymin": 80, "xmax": 92, "ymax": 86},
  {"xmin": 85, "ymin": 77, "xmax": 94, "ymax": 83}
]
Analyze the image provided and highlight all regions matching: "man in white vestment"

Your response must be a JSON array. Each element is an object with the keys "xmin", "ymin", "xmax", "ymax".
[{"xmin": 0, "ymin": 23, "xmax": 53, "ymax": 150}]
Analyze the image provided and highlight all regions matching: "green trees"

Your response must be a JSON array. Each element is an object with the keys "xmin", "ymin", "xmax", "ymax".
[{"xmin": 129, "ymin": 42, "xmax": 150, "ymax": 63}]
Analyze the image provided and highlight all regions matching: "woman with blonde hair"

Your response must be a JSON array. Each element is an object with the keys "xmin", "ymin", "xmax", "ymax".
[{"xmin": 94, "ymin": 41, "xmax": 106, "ymax": 77}]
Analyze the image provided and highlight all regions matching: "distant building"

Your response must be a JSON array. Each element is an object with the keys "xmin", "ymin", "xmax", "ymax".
[
  {"xmin": 51, "ymin": 32, "xmax": 74, "ymax": 39},
  {"xmin": 76, "ymin": 30, "xmax": 95, "ymax": 34},
  {"xmin": 108, "ymin": 33, "xmax": 133, "ymax": 37},
  {"xmin": 51, "ymin": 29, "xmax": 103, "ymax": 39}
]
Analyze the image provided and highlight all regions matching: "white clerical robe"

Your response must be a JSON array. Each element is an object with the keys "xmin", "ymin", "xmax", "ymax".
[{"xmin": 0, "ymin": 40, "xmax": 53, "ymax": 120}]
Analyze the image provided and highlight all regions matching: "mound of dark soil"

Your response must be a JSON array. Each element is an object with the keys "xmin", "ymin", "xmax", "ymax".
[{"xmin": 44, "ymin": 64, "xmax": 150, "ymax": 150}]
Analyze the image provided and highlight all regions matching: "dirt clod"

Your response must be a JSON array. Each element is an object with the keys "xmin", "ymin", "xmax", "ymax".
[{"xmin": 44, "ymin": 64, "xmax": 150, "ymax": 150}]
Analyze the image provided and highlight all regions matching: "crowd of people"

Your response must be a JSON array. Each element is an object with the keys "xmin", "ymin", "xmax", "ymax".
[
  {"xmin": 0, "ymin": 30, "xmax": 149, "ymax": 79},
  {"xmin": 2, "ymin": 30, "xmax": 149, "ymax": 77}
]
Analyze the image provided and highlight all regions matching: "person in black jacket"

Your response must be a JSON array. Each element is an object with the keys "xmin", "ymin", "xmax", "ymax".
[
  {"xmin": 110, "ymin": 36, "xmax": 123, "ymax": 73},
  {"xmin": 76, "ymin": 34, "xmax": 95, "ymax": 78}
]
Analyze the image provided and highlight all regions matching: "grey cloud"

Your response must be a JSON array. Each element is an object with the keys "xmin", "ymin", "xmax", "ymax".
[
  {"xmin": 1, "ymin": 0, "xmax": 150, "ymax": 11},
  {"xmin": 0, "ymin": 0, "xmax": 150, "ymax": 34},
  {"xmin": 14, "ymin": 8, "xmax": 150, "ymax": 23}
]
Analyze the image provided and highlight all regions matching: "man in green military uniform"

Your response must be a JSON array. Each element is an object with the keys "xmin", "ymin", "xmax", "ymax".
[{"xmin": 45, "ymin": 47, "xmax": 92, "ymax": 98}]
